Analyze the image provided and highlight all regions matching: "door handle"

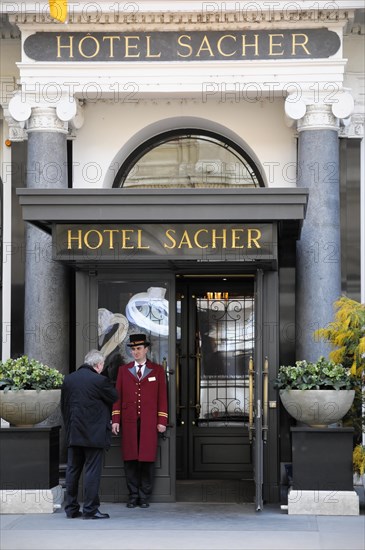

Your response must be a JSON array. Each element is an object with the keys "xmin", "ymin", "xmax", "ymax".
[
  {"xmin": 248, "ymin": 356, "xmax": 254, "ymax": 443},
  {"xmin": 162, "ymin": 356, "xmax": 175, "ymax": 375},
  {"xmin": 160, "ymin": 423, "xmax": 174, "ymax": 440},
  {"xmin": 176, "ymin": 352, "xmax": 181, "ymax": 413},
  {"xmin": 189, "ymin": 350, "xmax": 201, "ymax": 416},
  {"xmin": 262, "ymin": 357, "xmax": 269, "ymax": 442}
]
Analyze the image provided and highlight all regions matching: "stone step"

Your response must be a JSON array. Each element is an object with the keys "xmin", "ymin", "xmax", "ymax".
[{"xmin": 176, "ymin": 479, "xmax": 255, "ymax": 503}]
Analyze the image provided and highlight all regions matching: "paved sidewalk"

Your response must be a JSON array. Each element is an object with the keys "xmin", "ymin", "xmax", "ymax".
[{"xmin": 1, "ymin": 501, "xmax": 364, "ymax": 550}]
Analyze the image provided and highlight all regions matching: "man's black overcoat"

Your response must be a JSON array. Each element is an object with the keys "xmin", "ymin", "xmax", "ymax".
[{"xmin": 61, "ymin": 364, "xmax": 118, "ymax": 449}]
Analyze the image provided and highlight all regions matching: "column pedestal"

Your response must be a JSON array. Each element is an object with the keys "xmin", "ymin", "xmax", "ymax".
[
  {"xmin": 288, "ymin": 489, "xmax": 359, "ymax": 515},
  {"xmin": 0, "ymin": 426, "xmax": 64, "ymax": 513},
  {"xmin": 288, "ymin": 427, "xmax": 359, "ymax": 515}
]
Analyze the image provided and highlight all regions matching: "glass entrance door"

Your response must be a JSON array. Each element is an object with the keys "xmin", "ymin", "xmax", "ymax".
[
  {"xmin": 176, "ymin": 277, "xmax": 256, "ymax": 498},
  {"xmin": 76, "ymin": 269, "xmax": 274, "ymax": 505},
  {"xmin": 94, "ymin": 277, "xmax": 174, "ymax": 502}
]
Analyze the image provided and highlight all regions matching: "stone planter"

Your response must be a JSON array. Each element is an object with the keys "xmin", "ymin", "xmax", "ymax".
[
  {"xmin": 279, "ymin": 389, "xmax": 355, "ymax": 427},
  {"xmin": 0, "ymin": 389, "xmax": 61, "ymax": 427}
]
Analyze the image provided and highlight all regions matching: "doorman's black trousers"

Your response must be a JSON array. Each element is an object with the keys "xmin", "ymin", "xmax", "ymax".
[
  {"xmin": 124, "ymin": 459, "xmax": 155, "ymax": 502},
  {"xmin": 124, "ymin": 417, "xmax": 155, "ymax": 502}
]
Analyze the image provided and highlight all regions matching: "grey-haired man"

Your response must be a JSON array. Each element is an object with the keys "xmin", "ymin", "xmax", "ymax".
[{"xmin": 61, "ymin": 350, "xmax": 118, "ymax": 519}]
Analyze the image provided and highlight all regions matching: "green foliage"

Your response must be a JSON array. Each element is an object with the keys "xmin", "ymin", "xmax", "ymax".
[
  {"xmin": 274, "ymin": 357, "xmax": 357, "ymax": 391},
  {"xmin": 314, "ymin": 296, "xmax": 365, "ymax": 442},
  {"xmin": 353, "ymin": 444, "xmax": 365, "ymax": 476},
  {"xmin": 314, "ymin": 296, "xmax": 365, "ymax": 377},
  {"xmin": 0, "ymin": 356, "xmax": 64, "ymax": 392}
]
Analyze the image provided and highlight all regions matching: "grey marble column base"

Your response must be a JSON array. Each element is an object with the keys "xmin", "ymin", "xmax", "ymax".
[
  {"xmin": 0, "ymin": 485, "xmax": 64, "ymax": 514},
  {"xmin": 288, "ymin": 488, "xmax": 359, "ymax": 515}
]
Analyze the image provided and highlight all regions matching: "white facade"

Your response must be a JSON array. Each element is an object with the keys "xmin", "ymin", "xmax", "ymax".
[{"xmin": 0, "ymin": 0, "xmax": 364, "ymax": 508}]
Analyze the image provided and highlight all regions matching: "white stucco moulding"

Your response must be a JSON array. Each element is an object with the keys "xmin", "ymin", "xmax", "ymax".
[
  {"xmin": 8, "ymin": 94, "xmax": 31, "ymax": 122},
  {"xmin": 285, "ymin": 91, "xmax": 356, "ymax": 133},
  {"xmin": 297, "ymin": 103, "xmax": 339, "ymax": 132},
  {"xmin": 331, "ymin": 92, "xmax": 355, "ymax": 120},
  {"xmin": 26, "ymin": 106, "xmax": 68, "ymax": 134},
  {"xmin": 3, "ymin": 111, "xmax": 28, "ymax": 142},
  {"xmin": 7, "ymin": 95, "xmax": 84, "ymax": 136},
  {"xmin": 3, "ymin": 1, "xmax": 364, "ymax": 20},
  {"xmin": 3, "ymin": 1, "xmax": 364, "ymax": 11},
  {"xmin": 69, "ymin": 102, "xmax": 85, "ymax": 130},
  {"xmin": 56, "ymin": 97, "xmax": 77, "ymax": 122},
  {"xmin": 56, "ymin": 97, "xmax": 85, "ymax": 130},
  {"xmin": 284, "ymin": 96, "xmax": 307, "ymax": 120},
  {"xmin": 15, "ymin": 59, "xmax": 348, "ymax": 101}
]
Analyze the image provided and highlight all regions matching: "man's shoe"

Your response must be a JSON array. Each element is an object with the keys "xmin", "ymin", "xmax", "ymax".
[
  {"xmin": 126, "ymin": 500, "xmax": 138, "ymax": 508},
  {"xmin": 66, "ymin": 511, "xmax": 82, "ymax": 519},
  {"xmin": 139, "ymin": 500, "xmax": 150, "ymax": 508},
  {"xmin": 83, "ymin": 510, "xmax": 110, "ymax": 519}
]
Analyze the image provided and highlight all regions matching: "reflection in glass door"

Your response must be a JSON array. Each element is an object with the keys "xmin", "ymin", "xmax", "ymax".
[
  {"xmin": 95, "ymin": 277, "xmax": 173, "ymax": 502},
  {"xmin": 176, "ymin": 278, "xmax": 255, "ymax": 486},
  {"xmin": 97, "ymin": 281, "xmax": 170, "ymax": 382},
  {"xmin": 195, "ymin": 294, "xmax": 254, "ymax": 425}
]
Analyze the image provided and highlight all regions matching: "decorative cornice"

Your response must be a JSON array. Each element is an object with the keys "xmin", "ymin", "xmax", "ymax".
[
  {"xmin": 26, "ymin": 107, "xmax": 68, "ymax": 134},
  {"xmin": 0, "ymin": 76, "xmax": 16, "ymax": 108},
  {"xmin": 339, "ymin": 112, "xmax": 364, "ymax": 138},
  {"xmin": 7, "ymin": 8, "xmax": 355, "ymax": 29},
  {"xmin": 3, "ymin": 112, "xmax": 27, "ymax": 141},
  {"xmin": 1, "ymin": 78, "xmax": 27, "ymax": 141},
  {"xmin": 0, "ymin": 14, "xmax": 20, "ymax": 39}
]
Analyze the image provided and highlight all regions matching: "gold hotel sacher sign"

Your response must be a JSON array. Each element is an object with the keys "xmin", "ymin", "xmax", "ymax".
[
  {"xmin": 24, "ymin": 30, "xmax": 340, "ymax": 61},
  {"xmin": 54, "ymin": 223, "xmax": 276, "ymax": 262}
]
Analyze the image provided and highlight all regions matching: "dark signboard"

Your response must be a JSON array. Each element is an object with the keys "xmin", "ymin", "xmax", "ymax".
[
  {"xmin": 24, "ymin": 29, "xmax": 340, "ymax": 62},
  {"xmin": 53, "ymin": 223, "xmax": 276, "ymax": 262}
]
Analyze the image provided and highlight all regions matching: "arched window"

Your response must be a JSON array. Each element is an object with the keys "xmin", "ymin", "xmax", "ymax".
[{"xmin": 113, "ymin": 130, "xmax": 264, "ymax": 188}]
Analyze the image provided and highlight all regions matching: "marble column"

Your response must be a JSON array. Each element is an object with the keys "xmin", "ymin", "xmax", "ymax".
[
  {"xmin": 295, "ymin": 103, "xmax": 341, "ymax": 361},
  {"xmin": 25, "ymin": 107, "xmax": 69, "ymax": 375}
]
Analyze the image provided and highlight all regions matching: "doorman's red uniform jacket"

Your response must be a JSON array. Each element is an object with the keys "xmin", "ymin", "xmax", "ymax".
[{"xmin": 112, "ymin": 360, "xmax": 168, "ymax": 462}]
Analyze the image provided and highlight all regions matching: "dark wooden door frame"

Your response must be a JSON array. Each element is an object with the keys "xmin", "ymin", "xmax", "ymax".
[{"xmin": 177, "ymin": 276, "xmax": 256, "ymax": 481}]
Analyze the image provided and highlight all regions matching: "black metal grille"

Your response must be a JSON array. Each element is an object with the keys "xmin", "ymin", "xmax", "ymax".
[{"xmin": 196, "ymin": 295, "xmax": 254, "ymax": 426}]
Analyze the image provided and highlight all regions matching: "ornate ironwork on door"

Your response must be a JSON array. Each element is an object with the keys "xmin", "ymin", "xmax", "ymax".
[{"xmin": 191, "ymin": 293, "xmax": 255, "ymax": 427}]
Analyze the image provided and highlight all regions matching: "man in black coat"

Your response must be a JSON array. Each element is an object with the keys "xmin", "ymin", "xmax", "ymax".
[{"xmin": 61, "ymin": 349, "xmax": 118, "ymax": 519}]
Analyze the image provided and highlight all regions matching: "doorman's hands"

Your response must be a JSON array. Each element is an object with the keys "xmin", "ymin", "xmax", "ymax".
[{"xmin": 157, "ymin": 424, "xmax": 166, "ymax": 433}]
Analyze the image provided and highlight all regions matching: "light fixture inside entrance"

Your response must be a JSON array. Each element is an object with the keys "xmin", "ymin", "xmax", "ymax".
[{"xmin": 206, "ymin": 292, "xmax": 229, "ymax": 300}]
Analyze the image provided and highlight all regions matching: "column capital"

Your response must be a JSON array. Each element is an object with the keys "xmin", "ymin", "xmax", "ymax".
[
  {"xmin": 297, "ymin": 103, "xmax": 339, "ymax": 133},
  {"xmin": 3, "ymin": 111, "xmax": 28, "ymax": 142},
  {"xmin": 26, "ymin": 106, "xmax": 69, "ymax": 134},
  {"xmin": 285, "ymin": 92, "xmax": 355, "ymax": 133},
  {"xmin": 339, "ymin": 112, "xmax": 365, "ymax": 138},
  {"xmin": 8, "ymin": 94, "xmax": 84, "ymax": 133},
  {"xmin": 1, "ymin": 79, "xmax": 27, "ymax": 141}
]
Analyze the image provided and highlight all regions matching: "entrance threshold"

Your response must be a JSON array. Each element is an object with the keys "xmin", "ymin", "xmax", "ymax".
[{"xmin": 176, "ymin": 479, "xmax": 255, "ymax": 503}]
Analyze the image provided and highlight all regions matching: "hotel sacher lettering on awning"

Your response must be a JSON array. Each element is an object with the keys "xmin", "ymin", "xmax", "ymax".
[{"xmin": 53, "ymin": 223, "xmax": 276, "ymax": 262}]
